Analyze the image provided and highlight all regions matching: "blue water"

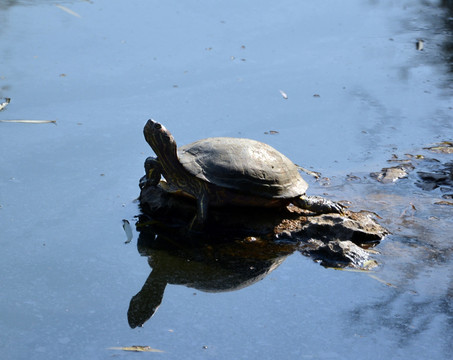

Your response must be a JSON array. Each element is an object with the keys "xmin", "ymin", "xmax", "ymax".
[{"xmin": 1, "ymin": 1, "xmax": 452, "ymax": 359}]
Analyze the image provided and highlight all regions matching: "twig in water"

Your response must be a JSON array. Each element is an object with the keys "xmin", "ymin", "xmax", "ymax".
[{"xmin": 0, "ymin": 119, "xmax": 57, "ymax": 124}]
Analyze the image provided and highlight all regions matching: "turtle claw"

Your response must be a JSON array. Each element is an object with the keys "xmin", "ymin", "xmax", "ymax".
[
  {"xmin": 324, "ymin": 199, "xmax": 347, "ymax": 215},
  {"xmin": 332, "ymin": 201, "xmax": 347, "ymax": 216},
  {"xmin": 295, "ymin": 195, "xmax": 346, "ymax": 215}
]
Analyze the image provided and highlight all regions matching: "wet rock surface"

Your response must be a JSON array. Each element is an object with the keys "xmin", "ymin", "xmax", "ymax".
[
  {"xmin": 139, "ymin": 181, "xmax": 388, "ymax": 270},
  {"xmin": 370, "ymin": 163, "xmax": 415, "ymax": 183},
  {"xmin": 300, "ymin": 239, "xmax": 376, "ymax": 270},
  {"xmin": 417, "ymin": 160, "xmax": 453, "ymax": 192},
  {"xmin": 370, "ymin": 142, "xmax": 453, "ymax": 205}
]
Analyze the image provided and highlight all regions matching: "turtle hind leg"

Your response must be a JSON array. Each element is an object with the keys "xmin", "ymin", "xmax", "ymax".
[{"xmin": 293, "ymin": 195, "xmax": 345, "ymax": 215}]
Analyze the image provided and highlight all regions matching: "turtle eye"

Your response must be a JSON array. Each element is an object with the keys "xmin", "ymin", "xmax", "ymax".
[{"xmin": 154, "ymin": 123, "xmax": 162, "ymax": 130}]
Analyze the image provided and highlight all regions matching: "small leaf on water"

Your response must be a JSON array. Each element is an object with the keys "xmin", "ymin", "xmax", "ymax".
[
  {"xmin": 122, "ymin": 219, "xmax": 133, "ymax": 244},
  {"xmin": 55, "ymin": 5, "xmax": 81, "ymax": 18},
  {"xmin": 265, "ymin": 130, "xmax": 279, "ymax": 135},
  {"xmin": 279, "ymin": 89, "xmax": 288, "ymax": 99},
  {"xmin": 0, "ymin": 119, "xmax": 57, "ymax": 124},
  {"xmin": 416, "ymin": 39, "xmax": 424, "ymax": 51},
  {"xmin": 0, "ymin": 97, "xmax": 11, "ymax": 111},
  {"xmin": 434, "ymin": 200, "xmax": 453, "ymax": 206},
  {"xmin": 423, "ymin": 142, "xmax": 453, "ymax": 154},
  {"xmin": 109, "ymin": 346, "xmax": 164, "ymax": 353},
  {"xmin": 332, "ymin": 268, "xmax": 376, "ymax": 273},
  {"xmin": 368, "ymin": 274, "xmax": 397, "ymax": 287}
]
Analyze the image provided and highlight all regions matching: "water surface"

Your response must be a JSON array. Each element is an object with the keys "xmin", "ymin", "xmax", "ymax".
[{"xmin": 1, "ymin": 1, "xmax": 452, "ymax": 359}]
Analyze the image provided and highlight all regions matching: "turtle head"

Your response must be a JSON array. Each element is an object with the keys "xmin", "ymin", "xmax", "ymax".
[
  {"xmin": 143, "ymin": 119, "xmax": 191, "ymax": 188},
  {"xmin": 144, "ymin": 119, "xmax": 177, "ymax": 158}
]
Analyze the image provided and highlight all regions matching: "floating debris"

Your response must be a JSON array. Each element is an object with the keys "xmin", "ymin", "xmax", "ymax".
[
  {"xmin": 0, "ymin": 97, "xmax": 10, "ymax": 111},
  {"xmin": 333, "ymin": 267, "xmax": 376, "ymax": 273},
  {"xmin": 122, "ymin": 219, "xmax": 133, "ymax": 244},
  {"xmin": 55, "ymin": 4, "xmax": 81, "ymax": 18},
  {"xmin": 108, "ymin": 346, "xmax": 164, "ymax": 353},
  {"xmin": 434, "ymin": 200, "xmax": 453, "ymax": 206},
  {"xmin": 387, "ymin": 158, "xmax": 413, "ymax": 164},
  {"xmin": 279, "ymin": 89, "xmax": 288, "ymax": 99},
  {"xmin": 0, "ymin": 119, "xmax": 57, "ymax": 124},
  {"xmin": 399, "ymin": 203, "xmax": 417, "ymax": 219},
  {"xmin": 264, "ymin": 130, "xmax": 279, "ymax": 135},
  {"xmin": 313, "ymin": 94, "xmax": 320, "ymax": 98},
  {"xmin": 296, "ymin": 165, "xmax": 321, "ymax": 179},
  {"xmin": 416, "ymin": 39, "xmax": 424, "ymax": 51},
  {"xmin": 404, "ymin": 153, "xmax": 425, "ymax": 160},
  {"xmin": 423, "ymin": 141, "xmax": 453, "ymax": 154},
  {"xmin": 346, "ymin": 173, "xmax": 362, "ymax": 181},
  {"xmin": 368, "ymin": 274, "xmax": 397, "ymax": 287},
  {"xmin": 370, "ymin": 164, "xmax": 414, "ymax": 184}
]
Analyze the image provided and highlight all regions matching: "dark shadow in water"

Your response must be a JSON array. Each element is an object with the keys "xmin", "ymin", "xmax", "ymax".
[
  {"xmin": 417, "ymin": 0, "xmax": 453, "ymax": 92},
  {"xmin": 127, "ymin": 220, "xmax": 295, "ymax": 328},
  {"xmin": 441, "ymin": 1, "xmax": 453, "ymax": 77}
]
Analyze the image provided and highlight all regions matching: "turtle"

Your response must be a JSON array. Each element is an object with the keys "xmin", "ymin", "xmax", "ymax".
[{"xmin": 142, "ymin": 119, "xmax": 345, "ymax": 225}]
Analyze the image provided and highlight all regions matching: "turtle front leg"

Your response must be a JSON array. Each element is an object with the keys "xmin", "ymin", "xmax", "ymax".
[
  {"xmin": 294, "ymin": 195, "xmax": 345, "ymax": 215},
  {"xmin": 140, "ymin": 157, "xmax": 163, "ymax": 189}
]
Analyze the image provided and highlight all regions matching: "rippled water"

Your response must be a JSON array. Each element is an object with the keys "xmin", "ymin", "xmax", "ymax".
[{"xmin": 1, "ymin": 1, "xmax": 452, "ymax": 359}]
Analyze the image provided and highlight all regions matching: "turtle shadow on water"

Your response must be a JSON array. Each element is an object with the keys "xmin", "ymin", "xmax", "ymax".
[{"xmin": 127, "ymin": 183, "xmax": 388, "ymax": 329}]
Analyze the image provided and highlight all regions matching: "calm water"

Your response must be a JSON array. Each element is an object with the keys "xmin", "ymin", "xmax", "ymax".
[{"xmin": 1, "ymin": 1, "xmax": 452, "ymax": 359}]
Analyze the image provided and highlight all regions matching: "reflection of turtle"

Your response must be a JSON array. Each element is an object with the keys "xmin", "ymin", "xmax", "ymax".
[
  {"xmin": 127, "ymin": 231, "xmax": 293, "ymax": 328},
  {"xmin": 127, "ymin": 212, "xmax": 385, "ymax": 328},
  {"xmin": 143, "ymin": 119, "xmax": 344, "ymax": 224}
]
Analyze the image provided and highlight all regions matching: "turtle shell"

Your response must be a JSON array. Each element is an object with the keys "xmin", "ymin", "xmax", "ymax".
[{"xmin": 178, "ymin": 137, "xmax": 308, "ymax": 199}]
